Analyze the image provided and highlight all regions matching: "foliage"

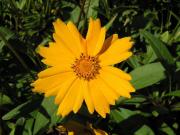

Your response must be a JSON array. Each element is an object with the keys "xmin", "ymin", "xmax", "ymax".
[{"xmin": 0, "ymin": 0, "xmax": 179, "ymax": 134}]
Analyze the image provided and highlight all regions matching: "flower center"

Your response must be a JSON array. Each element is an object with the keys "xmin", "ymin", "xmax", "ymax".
[{"xmin": 72, "ymin": 53, "xmax": 101, "ymax": 80}]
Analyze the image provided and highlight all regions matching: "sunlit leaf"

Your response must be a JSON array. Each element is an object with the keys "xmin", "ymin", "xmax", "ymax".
[
  {"xmin": 84, "ymin": 0, "xmax": 99, "ymax": 19},
  {"xmin": 135, "ymin": 125, "xmax": 155, "ymax": 135},
  {"xmin": 130, "ymin": 62, "xmax": 166, "ymax": 90}
]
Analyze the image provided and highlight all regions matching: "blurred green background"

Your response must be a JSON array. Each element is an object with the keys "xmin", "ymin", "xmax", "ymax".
[{"xmin": 0, "ymin": 0, "xmax": 179, "ymax": 135}]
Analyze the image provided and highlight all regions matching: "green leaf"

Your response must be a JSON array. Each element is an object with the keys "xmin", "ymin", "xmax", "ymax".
[
  {"xmin": 16, "ymin": 0, "xmax": 27, "ymax": 10},
  {"xmin": 165, "ymin": 90, "xmax": 180, "ymax": 97},
  {"xmin": 0, "ymin": 27, "xmax": 14, "ymax": 52},
  {"xmin": 22, "ymin": 118, "xmax": 34, "ymax": 135},
  {"xmin": 127, "ymin": 55, "xmax": 141, "ymax": 69},
  {"xmin": 7, "ymin": 118, "xmax": 26, "ymax": 135},
  {"xmin": 99, "ymin": 0, "xmax": 110, "ymax": 19},
  {"xmin": 110, "ymin": 108, "xmax": 138, "ymax": 123},
  {"xmin": 84, "ymin": 0, "xmax": 99, "ymax": 19},
  {"xmin": 8, "ymin": 123, "xmax": 16, "ymax": 135},
  {"xmin": 160, "ymin": 31, "xmax": 170, "ymax": 43},
  {"xmin": 130, "ymin": 62, "xmax": 166, "ymax": 90},
  {"xmin": 0, "ymin": 93, "xmax": 12, "ymax": 105},
  {"xmin": 168, "ymin": 23, "xmax": 180, "ymax": 44},
  {"xmin": 33, "ymin": 96, "xmax": 61, "ymax": 135},
  {"xmin": 135, "ymin": 125, "xmax": 155, "ymax": 135},
  {"xmin": 14, "ymin": 117, "xmax": 26, "ymax": 135},
  {"xmin": 160, "ymin": 123, "xmax": 176, "ymax": 135},
  {"xmin": 2, "ymin": 96, "xmax": 42, "ymax": 120},
  {"xmin": 173, "ymin": 26, "xmax": 180, "ymax": 42},
  {"xmin": 171, "ymin": 102, "xmax": 180, "ymax": 111},
  {"xmin": 123, "ymin": 96, "xmax": 147, "ymax": 105},
  {"xmin": 142, "ymin": 45, "xmax": 157, "ymax": 64},
  {"xmin": 116, "ymin": 96, "xmax": 147, "ymax": 107},
  {"xmin": 140, "ymin": 30, "xmax": 174, "ymax": 65}
]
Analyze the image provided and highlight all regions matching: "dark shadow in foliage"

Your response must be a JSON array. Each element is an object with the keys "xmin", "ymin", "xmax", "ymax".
[
  {"xmin": 113, "ymin": 114, "xmax": 148, "ymax": 135},
  {"xmin": 36, "ymin": 124, "xmax": 50, "ymax": 135},
  {"xmin": 15, "ymin": 125, "xmax": 24, "ymax": 135},
  {"xmin": 2, "ymin": 95, "xmax": 43, "ymax": 121},
  {"xmin": 38, "ymin": 105, "xmax": 51, "ymax": 120},
  {"xmin": 16, "ymin": 96, "xmax": 43, "ymax": 118},
  {"xmin": 62, "ymin": 7, "xmax": 73, "ymax": 21}
]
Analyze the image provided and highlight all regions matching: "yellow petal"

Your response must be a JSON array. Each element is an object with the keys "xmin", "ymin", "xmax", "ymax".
[
  {"xmin": 92, "ymin": 27, "xmax": 106, "ymax": 56},
  {"xmin": 98, "ymin": 34, "xmax": 118, "ymax": 55},
  {"xmin": 38, "ymin": 65, "xmax": 72, "ymax": 78},
  {"xmin": 67, "ymin": 21, "xmax": 85, "ymax": 53},
  {"xmin": 57, "ymin": 78, "xmax": 80, "ymax": 116},
  {"xmin": 41, "ymin": 58, "xmax": 73, "ymax": 67},
  {"xmin": 100, "ymin": 51, "xmax": 132, "ymax": 66},
  {"xmin": 32, "ymin": 72, "xmax": 74, "ymax": 93},
  {"xmin": 43, "ymin": 73, "xmax": 75, "ymax": 97},
  {"xmin": 89, "ymin": 78, "xmax": 110, "ymax": 118},
  {"xmin": 100, "ymin": 69, "xmax": 135, "ymax": 98},
  {"xmin": 86, "ymin": 18, "xmax": 94, "ymax": 40},
  {"xmin": 98, "ymin": 77, "xmax": 119, "ymax": 105},
  {"xmin": 53, "ymin": 19, "xmax": 82, "ymax": 57},
  {"xmin": 102, "ymin": 66, "xmax": 132, "ymax": 80},
  {"xmin": 53, "ymin": 33, "xmax": 77, "ymax": 57},
  {"xmin": 38, "ymin": 43, "xmax": 74, "ymax": 67},
  {"xmin": 44, "ymin": 84, "xmax": 63, "ymax": 97},
  {"xmin": 38, "ymin": 42, "xmax": 74, "ymax": 60},
  {"xmin": 99, "ymin": 37, "xmax": 133, "ymax": 66},
  {"xmin": 55, "ymin": 76, "xmax": 77, "ymax": 105},
  {"xmin": 82, "ymin": 80, "xmax": 94, "ymax": 114},
  {"xmin": 73, "ymin": 79, "xmax": 84, "ymax": 113},
  {"xmin": 86, "ymin": 18, "xmax": 104, "ymax": 55}
]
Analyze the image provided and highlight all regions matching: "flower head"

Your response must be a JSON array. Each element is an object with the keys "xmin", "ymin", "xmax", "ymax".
[{"xmin": 32, "ymin": 18, "xmax": 135, "ymax": 118}]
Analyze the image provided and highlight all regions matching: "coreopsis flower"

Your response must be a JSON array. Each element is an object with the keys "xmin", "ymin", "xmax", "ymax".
[{"xmin": 32, "ymin": 18, "xmax": 135, "ymax": 118}]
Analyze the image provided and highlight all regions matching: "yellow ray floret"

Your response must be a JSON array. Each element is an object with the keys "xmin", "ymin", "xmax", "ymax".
[{"xmin": 32, "ymin": 18, "xmax": 135, "ymax": 118}]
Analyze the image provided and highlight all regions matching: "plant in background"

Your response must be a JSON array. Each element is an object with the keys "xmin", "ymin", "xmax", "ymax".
[{"xmin": 0, "ymin": 0, "xmax": 179, "ymax": 135}]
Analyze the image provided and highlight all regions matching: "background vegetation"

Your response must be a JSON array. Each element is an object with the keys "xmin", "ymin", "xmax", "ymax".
[{"xmin": 0, "ymin": 0, "xmax": 179, "ymax": 134}]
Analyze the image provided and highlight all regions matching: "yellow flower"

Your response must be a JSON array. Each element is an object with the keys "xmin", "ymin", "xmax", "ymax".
[
  {"xmin": 32, "ymin": 18, "xmax": 135, "ymax": 118},
  {"xmin": 56, "ymin": 121, "xmax": 108, "ymax": 135}
]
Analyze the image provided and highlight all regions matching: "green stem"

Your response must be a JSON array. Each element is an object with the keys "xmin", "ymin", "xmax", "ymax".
[
  {"xmin": 0, "ymin": 31, "xmax": 29, "ymax": 72},
  {"xmin": 169, "ymin": 74, "xmax": 172, "ymax": 93},
  {"xmin": 160, "ymin": 10, "xmax": 163, "ymax": 33},
  {"xmin": 105, "ymin": 13, "xmax": 118, "ymax": 30},
  {"xmin": 170, "ymin": 11, "xmax": 180, "ymax": 21}
]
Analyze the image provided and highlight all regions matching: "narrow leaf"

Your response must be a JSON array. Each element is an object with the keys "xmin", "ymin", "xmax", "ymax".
[
  {"xmin": 140, "ymin": 30, "xmax": 174, "ymax": 65},
  {"xmin": 165, "ymin": 90, "xmax": 180, "ymax": 97}
]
